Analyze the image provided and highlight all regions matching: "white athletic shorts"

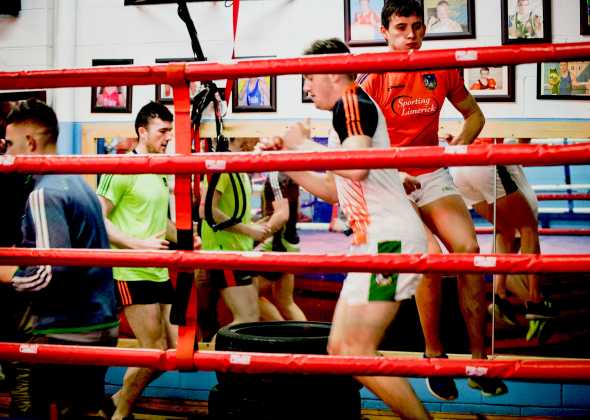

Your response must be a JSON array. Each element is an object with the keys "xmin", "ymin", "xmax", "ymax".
[
  {"xmin": 339, "ymin": 235, "xmax": 427, "ymax": 305},
  {"xmin": 450, "ymin": 165, "xmax": 537, "ymax": 216},
  {"xmin": 408, "ymin": 168, "xmax": 461, "ymax": 207}
]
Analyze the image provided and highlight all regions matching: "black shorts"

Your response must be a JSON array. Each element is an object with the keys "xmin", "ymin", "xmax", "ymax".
[
  {"xmin": 115, "ymin": 279, "xmax": 175, "ymax": 306},
  {"xmin": 209, "ymin": 270, "xmax": 253, "ymax": 289}
]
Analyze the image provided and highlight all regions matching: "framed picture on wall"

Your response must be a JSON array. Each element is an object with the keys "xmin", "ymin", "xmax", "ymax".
[
  {"xmin": 91, "ymin": 59, "xmax": 133, "ymax": 113},
  {"xmin": 464, "ymin": 66, "xmax": 515, "ymax": 102},
  {"xmin": 537, "ymin": 61, "xmax": 590, "ymax": 100},
  {"xmin": 344, "ymin": 0, "xmax": 386, "ymax": 46},
  {"xmin": 423, "ymin": 0, "xmax": 476, "ymax": 40},
  {"xmin": 232, "ymin": 76, "xmax": 276, "ymax": 112},
  {"xmin": 582, "ymin": 0, "xmax": 590, "ymax": 35},
  {"xmin": 302, "ymin": 76, "xmax": 312, "ymax": 103},
  {"xmin": 501, "ymin": 0, "xmax": 551, "ymax": 44}
]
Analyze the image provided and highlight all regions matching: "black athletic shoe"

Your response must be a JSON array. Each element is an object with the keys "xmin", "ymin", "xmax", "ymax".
[
  {"xmin": 423, "ymin": 354, "xmax": 458, "ymax": 401},
  {"xmin": 525, "ymin": 299, "xmax": 558, "ymax": 320},
  {"xmin": 489, "ymin": 294, "xmax": 518, "ymax": 325},
  {"xmin": 468, "ymin": 377, "xmax": 508, "ymax": 397}
]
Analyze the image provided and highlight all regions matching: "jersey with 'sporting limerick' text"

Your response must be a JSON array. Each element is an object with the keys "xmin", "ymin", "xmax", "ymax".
[
  {"xmin": 328, "ymin": 83, "xmax": 425, "ymax": 246},
  {"xmin": 361, "ymin": 69, "xmax": 469, "ymax": 176}
]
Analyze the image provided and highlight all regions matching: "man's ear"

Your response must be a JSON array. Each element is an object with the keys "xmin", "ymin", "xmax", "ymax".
[
  {"xmin": 380, "ymin": 25, "xmax": 389, "ymax": 42},
  {"xmin": 137, "ymin": 126, "xmax": 147, "ymax": 141},
  {"xmin": 25, "ymin": 134, "xmax": 37, "ymax": 152}
]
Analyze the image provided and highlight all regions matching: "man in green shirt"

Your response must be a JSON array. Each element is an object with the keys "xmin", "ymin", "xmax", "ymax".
[{"xmin": 97, "ymin": 101, "xmax": 178, "ymax": 420}]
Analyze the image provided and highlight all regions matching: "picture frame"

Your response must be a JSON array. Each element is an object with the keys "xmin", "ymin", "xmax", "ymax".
[
  {"xmin": 155, "ymin": 57, "xmax": 200, "ymax": 105},
  {"xmin": 344, "ymin": 0, "xmax": 386, "ymax": 47},
  {"xmin": 232, "ymin": 75, "xmax": 276, "ymax": 113},
  {"xmin": 501, "ymin": 0, "xmax": 551, "ymax": 44},
  {"xmin": 537, "ymin": 61, "xmax": 590, "ymax": 100},
  {"xmin": 0, "ymin": 90, "xmax": 46, "ymax": 103},
  {"xmin": 423, "ymin": 0, "xmax": 476, "ymax": 40},
  {"xmin": 91, "ymin": 59, "xmax": 133, "ymax": 113},
  {"xmin": 302, "ymin": 76, "xmax": 312, "ymax": 103},
  {"xmin": 464, "ymin": 65, "xmax": 515, "ymax": 102},
  {"xmin": 582, "ymin": 0, "xmax": 590, "ymax": 35}
]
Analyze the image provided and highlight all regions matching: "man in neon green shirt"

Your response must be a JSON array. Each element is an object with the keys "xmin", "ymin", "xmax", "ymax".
[
  {"xmin": 97, "ymin": 101, "xmax": 178, "ymax": 420},
  {"xmin": 201, "ymin": 137, "xmax": 271, "ymax": 326}
]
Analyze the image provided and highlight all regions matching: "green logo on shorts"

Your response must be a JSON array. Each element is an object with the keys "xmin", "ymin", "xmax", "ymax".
[{"xmin": 369, "ymin": 240, "xmax": 401, "ymax": 301}]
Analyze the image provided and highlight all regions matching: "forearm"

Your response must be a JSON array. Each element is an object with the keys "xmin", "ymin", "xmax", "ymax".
[
  {"xmin": 103, "ymin": 218, "xmax": 140, "ymax": 249},
  {"xmin": 454, "ymin": 109, "xmax": 485, "ymax": 145},
  {"xmin": 211, "ymin": 207, "xmax": 252, "ymax": 236},
  {"xmin": 285, "ymin": 171, "xmax": 338, "ymax": 204}
]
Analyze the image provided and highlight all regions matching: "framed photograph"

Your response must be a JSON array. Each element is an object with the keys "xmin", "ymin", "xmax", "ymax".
[
  {"xmin": 582, "ymin": 0, "xmax": 590, "ymax": 35},
  {"xmin": 344, "ymin": 0, "xmax": 386, "ymax": 46},
  {"xmin": 0, "ymin": 90, "xmax": 46, "ymax": 103},
  {"xmin": 155, "ymin": 57, "xmax": 201, "ymax": 104},
  {"xmin": 537, "ymin": 61, "xmax": 590, "ymax": 100},
  {"xmin": 232, "ymin": 76, "xmax": 276, "ymax": 112},
  {"xmin": 302, "ymin": 76, "xmax": 312, "ymax": 103},
  {"xmin": 423, "ymin": 0, "xmax": 476, "ymax": 40},
  {"xmin": 91, "ymin": 59, "xmax": 133, "ymax": 113},
  {"xmin": 464, "ymin": 66, "xmax": 515, "ymax": 102},
  {"xmin": 501, "ymin": 0, "xmax": 551, "ymax": 44}
]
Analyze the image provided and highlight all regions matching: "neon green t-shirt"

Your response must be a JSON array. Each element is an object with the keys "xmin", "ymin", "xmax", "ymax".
[
  {"xmin": 201, "ymin": 173, "xmax": 253, "ymax": 251},
  {"xmin": 97, "ymin": 173, "xmax": 169, "ymax": 282}
]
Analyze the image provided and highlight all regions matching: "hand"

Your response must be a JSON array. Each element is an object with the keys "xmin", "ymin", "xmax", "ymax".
[
  {"xmin": 400, "ymin": 172, "xmax": 421, "ymax": 194},
  {"xmin": 193, "ymin": 235, "xmax": 202, "ymax": 250},
  {"xmin": 282, "ymin": 119, "xmax": 311, "ymax": 150},
  {"xmin": 256, "ymin": 136, "xmax": 284, "ymax": 152},
  {"xmin": 247, "ymin": 222, "xmax": 271, "ymax": 242},
  {"xmin": 137, "ymin": 229, "xmax": 170, "ymax": 250}
]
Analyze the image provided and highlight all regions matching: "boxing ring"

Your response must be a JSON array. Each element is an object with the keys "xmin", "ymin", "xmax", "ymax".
[{"xmin": 1, "ymin": 41, "xmax": 590, "ymax": 416}]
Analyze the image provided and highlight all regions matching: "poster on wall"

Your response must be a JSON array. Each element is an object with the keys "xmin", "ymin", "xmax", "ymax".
[
  {"xmin": 232, "ymin": 76, "xmax": 276, "ymax": 112},
  {"xmin": 464, "ymin": 66, "xmax": 515, "ymax": 102},
  {"xmin": 501, "ymin": 0, "xmax": 551, "ymax": 44},
  {"xmin": 90, "ymin": 59, "xmax": 133, "ymax": 113},
  {"xmin": 423, "ymin": 0, "xmax": 476, "ymax": 40},
  {"xmin": 582, "ymin": 0, "xmax": 590, "ymax": 35},
  {"xmin": 344, "ymin": 0, "xmax": 386, "ymax": 46},
  {"xmin": 537, "ymin": 61, "xmax": 590, "ymax": 100}
]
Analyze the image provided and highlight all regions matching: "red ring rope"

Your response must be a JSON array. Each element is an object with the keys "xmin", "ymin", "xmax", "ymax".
[
  {"xmin": 1, "ymin": 144, "xmax": 589, "ymax": 174},
  {"xmin": 1, "ymin": 248, "xmax": 589, "ymax": 273},
  {"xmin": 1, "ymin": 42, "xmax": 589, "ymax": 89},
  {"xmin": 0, "ymin": 342, "xmax": 589, "ymax": 381}
]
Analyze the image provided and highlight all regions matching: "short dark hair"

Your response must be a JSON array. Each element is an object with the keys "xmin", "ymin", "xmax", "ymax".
[
  {"xmin": 303, "ymin": 38, "xmax": 351, "ymax": 56},
  {"xmin": 303, "ymin": 38, "xmax": 354, "ymax": 80},
  {"xmin": 134, "ymin": 101, "xmax": 174, "ymax": 137},
  {"xmin": 381, "ymin": 0, "xmax": 424, "ymax": 29},
  {"xmin": 437, "ymin": 0, "xmax": 449, "ymax": 6},
  {"xmin": 6, "ymin": 99, "xmax": 59, "ymax": 144},
  {"xmin": 480, "ymin": 67, "xmax": 490, "ymax": 73}
]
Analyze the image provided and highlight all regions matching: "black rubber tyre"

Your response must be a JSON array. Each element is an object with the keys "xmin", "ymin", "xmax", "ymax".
[
  {"xmin": 212, "ymin": 321, "xmax": 361, "ymax": 419},
  {"xmin": 208, "ymin": 384, "xmax": 361, "ymax": 420},
  {"xmin": 215, "ymin": 321, "xmax": 332, "ymax": 354}
]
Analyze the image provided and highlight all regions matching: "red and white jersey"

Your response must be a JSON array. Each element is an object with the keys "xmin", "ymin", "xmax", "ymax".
[{"xmin": 328, "ymin": 84, "xmax": 425, "ymax": 246}]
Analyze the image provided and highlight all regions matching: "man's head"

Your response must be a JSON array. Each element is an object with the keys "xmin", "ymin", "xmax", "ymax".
[
  {"xmin": 359, "ymin": 0, "xmax": 371, "ymax": 12},
  {"xmin": 302, "ymin": 38, "xmax": 353, "ymax": 111},
  {"xmin": 4, "ymin": 99, "xmax": 59, "ymax": 155},
  {"xmin": 517, "ymin": 0, "xmax": 531, "ymax": 13},
  {"xmin": 134, "ymin": 101, "xmax": 174, "ymax": 154},
  {"xmin": 479, "ymin": 67, "xmax": 490, "ymax": 79},
  {"xmin": 436, "ymin": 1, "xmax": 450, "ymax": 18},
  {"xmin": 380, "ymin": 0, "xmax": 426, "ymax": 51}
]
